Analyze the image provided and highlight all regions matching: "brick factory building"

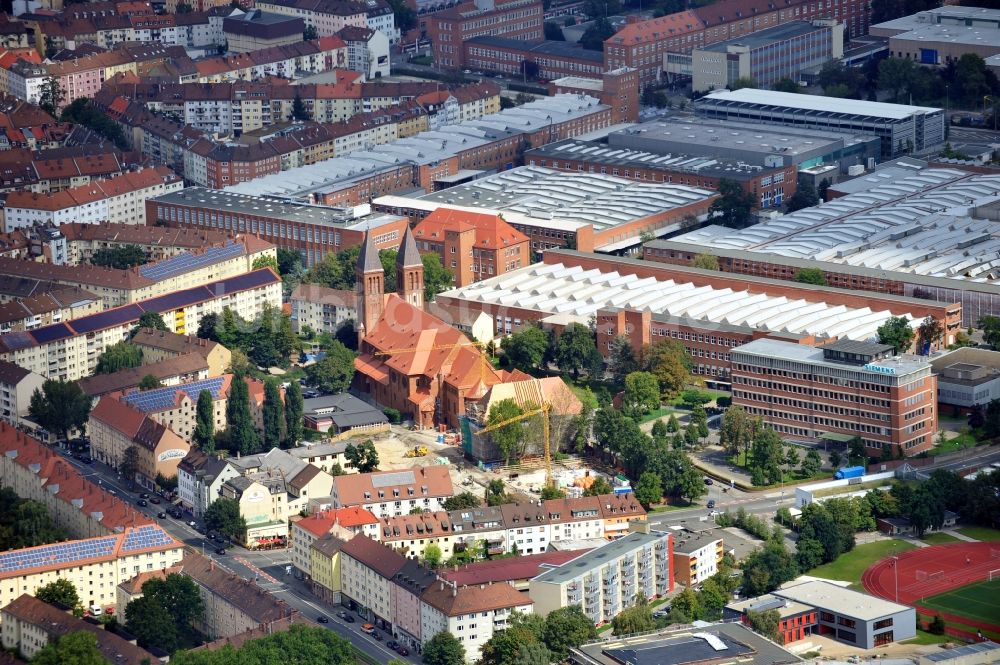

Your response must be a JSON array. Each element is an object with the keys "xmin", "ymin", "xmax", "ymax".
[
  {"xmin": 146, "ymin": 187, "xmax": 411, "ymax": 267},
  {"xmin": 433, "ymin": 250, "xmax": 959, "ymax": 386},
  {"xmin": 546, "ymin": 68, "xmax": 640, "ymax": 124},
  {"xmin": 525, "ymin": 138, "xmax": 797, "ymax": 210},
  {"xmin": 463, "ymin": 36, "xmax": 603, "ymax": 80},
  {"xmin": 424, "ymin": 0, "xmax": 544, "ymax": 70},
  {"xmin": 730, "ymin": 338, "xmax": 937, "ymax": 457}
]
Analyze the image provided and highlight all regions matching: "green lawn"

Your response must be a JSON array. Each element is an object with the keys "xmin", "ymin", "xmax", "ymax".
[
  {"xmin": 637, "ymin": 406, "xmax": 678, "ymax": 424},
  {"xmin": 956, "ymin": 526, "xmax": 1000, "ymax": 542},
  {"xmin": 902, "ymin": 630, "xmax": 954, "ymax": 645},
  {"xmin": 649, "ymin": 502, "xmax": 689, "ymax": 513},
  {"xmin": 928, "ymin": 431, "xmax": 978, "ymax": 456},
  {"xmin": 808, "ymin": 540, "xmax": 918, "ymax": 584},
  {"xmin": 922, "ymin": 532, "xmax": 962, "ymax": 545},
  {"xmin": 922, "ymin": 579, "xmax": 1000, "ymax": 627}
]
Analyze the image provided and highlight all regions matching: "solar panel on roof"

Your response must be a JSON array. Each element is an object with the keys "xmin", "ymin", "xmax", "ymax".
[
  {"xmin": 139, "ymin": 241, "xmax": 245, "ymax": 282},
  {"xmin": 121, "ymin": 525, "xmax": 174, "ymax": 552},
  {"xmin": 123, "ymin": 377, "xmax": 226, "ymax": 413},
  {"xmin": 0, "ymin": 534, "xmax": 118, "ymax": 574},
  {"xmin": 70, "ymin": 304, "xmax": 145, "ymax": 334},
  {"xmin": 28, "ymin": 324, "xmax": 72, "ymax": 344}
]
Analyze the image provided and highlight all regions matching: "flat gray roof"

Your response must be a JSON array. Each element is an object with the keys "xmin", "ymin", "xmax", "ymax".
[
  {"xmin": 773, "ymin": 580, "xmax": 913, "ymax": 622},
  {"xmin": 698, "ymin": 88, "xmax": 941, "ymax": 120},
  {"xmin": 701, "ymin": 20, "xmax": 831, "ymax": 52},
  {"xmin": 532, "ymin": 530, "xmax": 667, "ymax": 584},
  {"xmin": 732, "ymin": 338, "xmax": 931, "ymax": 378}
]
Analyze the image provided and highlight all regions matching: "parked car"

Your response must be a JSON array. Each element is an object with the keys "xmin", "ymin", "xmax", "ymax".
[
  {"xmin": 396, "ymin": 647, "xmax": 410, "ymax": 656},
  {"xmin": 139, "ymin": 493, "xmax": 149, "ymax": 499},
  {"xmin": 361, "ymin": 623, "xmax": 376, "ymax": 635},
  {"xmin": 149, "ymin": 497, "xmax": 161, "ymax": 504},
  {"xmin": 136, "ymin": 499, "xmax": 148, "ymax": 507},
  {"xmin": 215, "ymin": 547, "xmax": 226, "ymax": 555},
  {"xmin": 371, "ymin": 631, "xmax": 383, "ymax": 641},
  {"xmin": 317, "ymin": 615, "xmax": 329, "ymax": 624},
  {"xmin": 704, "ymin": 478, "xmax": 713, "ymax": 485},
  {"xmin": 157, "ymin": 511, "xmax": 167, "ymax": 519},
  {"xmin": 82, "ymin": 457, "xmax": 93, "ymax": 464},
  {"xmin": 707, "ymin": 499, "xmax": 716, "ymax": 509},
  {"xmin": 386, "ymin": 640, "xmax": 399, "ymax": 650}
]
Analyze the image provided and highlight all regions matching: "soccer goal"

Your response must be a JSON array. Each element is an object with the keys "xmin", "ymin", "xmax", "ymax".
[
  {"xmin": 991, "ymin": 548, "xmax": 1000, "ymax": 559},
  {"xmin": 916, "ymin": 570, "xmax": 944, "ymax": 582},
  {"xmin": 990, "ymin": 569, "xmax": 1000, "ymax": 581}
]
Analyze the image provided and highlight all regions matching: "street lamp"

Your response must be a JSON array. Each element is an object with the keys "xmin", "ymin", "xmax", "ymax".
[{"xmin": 891, "ymin": 555, "xmax": 899, "ymax": 603}]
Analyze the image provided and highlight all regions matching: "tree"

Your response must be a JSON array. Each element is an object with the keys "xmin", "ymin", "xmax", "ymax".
[
  {"xmin": 226, "ymin": 376, "xmax": 260, "ymax": 455},
  {"xmin": 284, "ymin": 381, "xmax": 304, "ymax": 447},
  {"xmin": 709, "ymin": 179, "xmax": 756, "ymax": 229},
  {"xmin": 190, "ymin": 390, "xmax": 215, "ymax": 453},
  {"xmin": 554, "ymin": 323, "xmax": 601, "ymax": 379},
  {"xmin": 120, "ymin": 445, "xmax": 141, "ymax": 485},
  {"xmin": 580, "ymin": 17, "xmax": 614, "ymax": 50},
  {"xmin": 667, "ymin": 413, "xmax": 679, "ymax": 432},
  {"xmin": 980, "ymin": 315, "xmax": 1000, "ymax": 351},
  {"xmin": 261, "ymin": 379, "xmax": 284, "ymax": 449},
  {"xmin": 800, "ymin": 449, "xmax": 822, "ymax": 477},
  {"xmin": 785, "ymin": 181, "xmax": 820, "ymax": 213},
  {"xmin": 750, "ymin": 427, "xmax": 784, "ymax": 486},
  {"xmin": 503, "ymin": 325, "xmax": 549, "ymax": 372},
  {"xmin": 730, "ymin": 76, "xmax": 757, "ymax": 90},
  {"xmin": 252, "ymin": 255, "xmax": 280, "ymax": 273},
  {"xmin": 641, "ymin": 339, "xmax": 693, "ymax": 400},
  {"xmin": 136, "ymin": 311, "xmax": 168, "ymax": 332},
  {"xmin": 423, "ymin": 542, "xmax": 443, "ymax": 568},
  {"xmin": 690, "ymin": 253, "xmax": 719, "ymax": 270},
  {"xmin": 344, "ymin": 440, "xmax": 379, "ymax": 473},
  {"xmin": 171, "ymin": 624, "xmax": 355, "ymax": 665},
  {"xmin": 623, "ymin": 371, "xmax": 660, "ymax": 417},
  {"xmin": 142, "ymin": 573, "xmax": 204, "ymax": 629},
  {"xmin": 608, "ymin": 335, "xmax": 639, "ymax": 386},
  {"xmin": 204, "ymin": 497, "xmax": 246, "ymax": 541},
  {"xmin": 829, "ymin": 450, "xmax": 842, "ymax": 469},
  {"xmin": 611, "ymin": 602, "xmax": 654, "ymax": 635},
  {"xmin": 793, "ymin": 267, "xmax": 827, "ymax": 285},
  {"xmin": 481, "ymin": 612, "xmax": 546, "ymax": 665},
  {"xmin": 91, "ymin": 244, "xmax": 148, "ymax": 269},
  {"xmin": 848, "ymin": 435, "xmax": 868, "ymax": 465},
  {"xmin": 876, "ymin": 316, "xmax": 914, "ymax": 354},
  {"xmin": 771, "ymin": 77, "xmax": 801, "ymax": 93},
  {"xmin": 35, "ymin": 579, "xmax": 80, "ymax": 609},
  {"xmin": 95, "ymin": 341, "xmax": 143, "ymax": 374},
  {"xmin": 877, "ymin": 56, "xmax": 918, "ymax": 102},
  {"xmin": 634, "ymin": 471, "xmax": 662, "ymax": 507},
  {"xmin": 747, "ymin": 609, "xmax": 781, "ymax": 642},
  {"xmin": 423, "ymin": 252, "xmax": 454, "ymax": 301},
  {"xmin": 583, "ymin": 475, "xmax": 613, "ymax": 497},
  {"xmin": 33, "ymin": 631, "xmax": 107, "ymax": 665},
  {"xmin": 197, "ymin": 312, "xmax": 220, "ymax": 342},
  {"xmin": 29, "ymin": 379, "xmax": 91, "ymax": 440},
  {"xmin": 516, "ymin": 643, "xmax": 553, "ymax": 665},
  {"xmin": 741, "ymin": 540, "xmax": 799, "ymax": 596},
  {"xmin": 139, "ymin": 374, "xmax": 161, "ymax": 390},
  {"xmin": 423, "ymin": 631, "xmax": 466, "ymax": 665},
  {"xmin": 485, "ymin": 479, "xmax": 508, "ymax": 506},
  {"xmin": 443, "ymin": 492, "xmax": 482, "ymax": 510},
  {"xmin": 305, "ymin": 341, "xmax": 357, "ymax": 393},
  {"xmin": 386, "ymin": 0, "xmax": 416, "ymax": 33},
  {"xmin": 917, "ymin": 316, "xmax": 943, "ymax": 353},
  {"xmin": 540, "ymin": 485, "xmax": 565, "ymax": 500},
  {"xmin": 125, "ymin": 594, "xmax": 178, "ymax": 652},
  {"xmin": 302, "ymin": 24, "xmax": 318, "ymax": 40},
  {"xmin": 544, "ymin": 21, "xmax": 565, "ymax": 40},
  {"xmin": 719, "ymin": 404, "xmax": 757, "ymax": 458},
  {"xmin": 487, "ymin": 398, "xmax": 527, "ymax": 464},
  {"xmin": 38, "ymin": 77, "xmax": 64, "ymax": 117},
  {"xmin": 542, "ymin": 606, "xmax": 597, "ymax": 660}
]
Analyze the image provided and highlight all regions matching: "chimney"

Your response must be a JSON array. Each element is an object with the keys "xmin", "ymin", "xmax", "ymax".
[{"xmin": 626, "ymin": 15, "xmax": 639, "ymax": 23}]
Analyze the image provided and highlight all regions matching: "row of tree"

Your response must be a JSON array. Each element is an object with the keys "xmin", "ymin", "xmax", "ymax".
[
  {"xmin": 197, "ymin": 304, "xmax": 297, "ymax": 370},
  {"xmin": 477, "ymin": 606, "xmax": 598, "ymax": 665},
  {"xmin": 124, "ymin": 573, "xmax": 205, "ymax": 654},
  {"xmin": 304, "ymin": 244, "xmax": 453, "ymax": 303},
  {"xmin": 0, "ymin": 486, "xmax": 66, "ymax": 550}
]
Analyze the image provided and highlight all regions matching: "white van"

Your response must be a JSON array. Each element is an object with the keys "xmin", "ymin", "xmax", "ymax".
[{"xmin": 90, "ymin": 605, "xmax": 103, "ymax": 617}]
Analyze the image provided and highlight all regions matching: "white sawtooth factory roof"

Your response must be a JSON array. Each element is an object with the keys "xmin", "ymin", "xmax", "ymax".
[
  {"xmin": 673, "ymin": 169, "xmax": 1000, "ymax": 281},
  {"xmin": 700, "ymin": 88, "xmax": 941, "ymax": 120},
  {"xmin": 442, "ymin": 262, "xmax": 918, "ymax": 341}
]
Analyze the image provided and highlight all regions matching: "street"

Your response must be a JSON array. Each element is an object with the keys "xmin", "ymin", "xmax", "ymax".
[{"xmin": 54, "ymin": 450, "xmax": 409, "ymax": 665}]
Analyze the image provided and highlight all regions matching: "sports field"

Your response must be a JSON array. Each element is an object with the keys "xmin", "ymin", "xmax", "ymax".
[{"xmin": 920, "ymin": 578, "xmax": 1000, "ymax": 628}]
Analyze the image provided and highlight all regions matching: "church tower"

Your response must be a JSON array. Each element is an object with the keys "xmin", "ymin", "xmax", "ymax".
[
  {"xmin": 396, "ymin": 225, "xmax": 424, "ymax": 309},
  {"xmin": 356, "ymin": 231, "xmax": 384, "ymax": 342}
]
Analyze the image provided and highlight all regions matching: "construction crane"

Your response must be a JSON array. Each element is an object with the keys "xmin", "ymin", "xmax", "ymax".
[{"xmin": 477, "ymin": 402, "xmax": 553, "ymax": 488}]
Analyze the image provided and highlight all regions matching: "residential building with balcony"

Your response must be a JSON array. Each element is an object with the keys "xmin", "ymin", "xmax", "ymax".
[
  {"xmin": 671, "ymin": 528, "xmax": 724, "ymax": 586},
  {"xmin": 528, "ymin": 522, "xmax": 673, "ymax": 626}
]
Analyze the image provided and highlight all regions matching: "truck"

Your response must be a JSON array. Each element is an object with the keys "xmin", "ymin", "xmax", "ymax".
[{"xmin": 835, "ymin": 466, "xmax": 865, "ymax": 480}]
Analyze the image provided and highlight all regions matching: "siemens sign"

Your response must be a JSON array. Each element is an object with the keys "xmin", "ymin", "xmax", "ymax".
[{"xmin": 864, "ymin": 364, "xmax": 895, "ymax": 375}]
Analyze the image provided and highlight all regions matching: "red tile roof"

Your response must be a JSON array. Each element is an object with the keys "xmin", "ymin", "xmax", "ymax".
[
  {"xmin": 413, "ymin": 207, "xmax": 529, "ymax": 252},
  {"xmin": 295, "ymin": 507, "xmax": 379, "ymax": 536},
  {"xmin": 440, "ymin": 550, "xmax": 588, "ymax": 586},
  {"xmin": 607, "ymin": 11, "xmax": 704, "ymax": 45},
  {"xmin": 420, "ymin": 579, "xmax": 531, "ymax": 616},
  {"xmin": 340, "ymin": 534, "xmax": 407, "ymax": 578}
]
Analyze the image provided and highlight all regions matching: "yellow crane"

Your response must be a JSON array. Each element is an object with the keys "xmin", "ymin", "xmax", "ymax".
[{"xmin": 477, "ymin": 402, "xmax": 553, "ymax": 488}]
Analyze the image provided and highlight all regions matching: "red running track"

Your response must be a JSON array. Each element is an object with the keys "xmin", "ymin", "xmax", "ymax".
[{"xmin": 861, "ymin": 542, "xmax": 1000, "ymax": 633}]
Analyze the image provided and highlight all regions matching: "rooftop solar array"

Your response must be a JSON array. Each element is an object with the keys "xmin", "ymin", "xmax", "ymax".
[
  {"xmin": 0, "ymin": 534, "xmax": 118, "ymax": 574},
  {"xmin": 140, "ymin": 241, "xmax": 245, "ymax": 282},
  {"xmin": 371, "ymin": 470, "xmax": 416, "ymax": 488},
  {"xmin": 122, "ymin": 376, "xmax": 226, "ymax": 413},
  {"xmin": 121, "ymin": 525, "xmax": 175, "ymax": 553}
]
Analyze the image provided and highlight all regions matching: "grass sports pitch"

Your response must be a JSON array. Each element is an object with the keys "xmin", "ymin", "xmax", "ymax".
[{"xmin": 920, "ymin": 578, "xmax": 1000, "ymax": 628}]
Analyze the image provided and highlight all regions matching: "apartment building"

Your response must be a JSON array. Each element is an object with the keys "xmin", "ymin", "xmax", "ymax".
[
  {"xmin": 421, "ymin": 580, "xmax": 533, "ymax": 662},
  {"xmin": 79, "ymin": 352, "xmax": 212, "ymax": 402},
  {"xmin": 290, "ymin": 283, "xmax": 356, "ymax": 334},
  {"xmin": 529, "ymin": 522, "xmax": 673, "ymax": 626},
  {"xmin": 38, "ymin": 8, "xmax": 228, "ymax": 51},
  {"xmin": 1, "ymin": 595, "xmax": 157, "ymax": 664},
  {"xmin": 424, "ymin": 0, "xmax": 544, "ymax": 69},
  {"xmin": 329, "ymin": 466, "xmax": 454, "ymax": 518},
  {"xmin": 116, "ymin": 374, "xmax": 237, "ymax": 442},
  {"xmin": 131, "ymin": 328, "xmax": 232, "ymax": 376},
  {"xmin": 88, "ymin": 394, "xmax": 191, "ymax": 489},
  {"xmin": 309, "ymin": 533, "xmax": 348, "ymax": 604},
  {"xmin": 671, "ymin": 529, "xmax": 724, "ymax": 586},
  {"xmin": 289, "ymin": 507, "xmax": 379, "ymax": 575},
  {"xmin": 1, "ymin": 166, "xmax": 182, "ymax": 231},
  {"xmin": 191, "ymin": 36, "xmax": 347, "ymax": 82},
  {"xmin": 731, "ymin": 338, "xmax": 938, "ymax": 457},
  {"xmin": 412, "ymin": 207, "xmax": 530, "ymax": 287},
  {"xmin": 0, "ymin": 235, "xmax": 275, "ymax": 308},
  {"xmin": 256, "ymin": 0, "xmax": 397, "ymax": 42},
  {"xmin": 180, "ymin": 552, "xmax": 298, "ymax": 640},
  {"xmin": 177, "ymin": 448, "xmax": 240, "ymax": 518},
  {"xmin": 0, "ymin": 359, "xmax": 42, "ymax": 426},
  {"xmin": 340, "ymin": 535, "xmax": 408, "ymax": 628},
  {"xmin": 59, "ymin": 222, "xmax": 234, "ymax": 265},
  {"xmin": 391, "ymin": 558, "xmax": 438, "ymax": 651},
  {"xmin": 338, "ymin": 26, "xmax": 390, "ymax": 79},
  {"xmin": 223, "ymin": 9, "xmax": 304, "ymax": 52},
  {"xmin": 0, "ymin": 268, "xmax": 282, "ymax": 380}
]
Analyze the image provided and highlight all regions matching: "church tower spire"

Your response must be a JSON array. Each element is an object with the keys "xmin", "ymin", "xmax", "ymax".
[
  {"xmin": 356, "ymin": 231, "xmax": 384, "ymax": 343},
  {"xmin": 396, "ymin": 225, "xmax": 424, "ymax": 309}
]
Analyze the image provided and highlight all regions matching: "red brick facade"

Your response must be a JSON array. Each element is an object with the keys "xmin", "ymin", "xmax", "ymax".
[{"xmin": 424, "ymin": 0, "xmax": 544, "ymax": 69}]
